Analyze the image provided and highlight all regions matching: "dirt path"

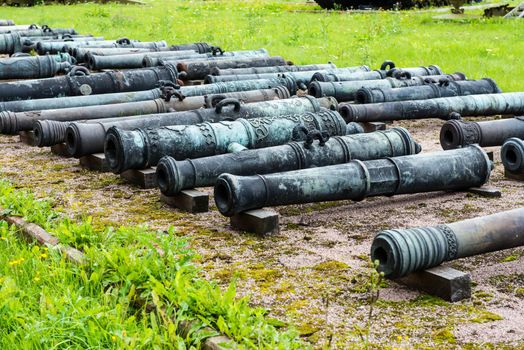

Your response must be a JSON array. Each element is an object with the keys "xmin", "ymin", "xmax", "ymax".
[{"xmin": 1, "ymin": 117, "xmax": 523, "ymax": 348}]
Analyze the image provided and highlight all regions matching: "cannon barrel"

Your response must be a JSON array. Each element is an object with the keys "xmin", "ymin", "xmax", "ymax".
[
  {"xmin": 0, "ymin": 29, "xmax": 78, "ymax": 54},
  {"xmin": 156, "ymin": 127, "xmax": 420, "ymax": 195},
  {"xmin": 310, "ymin": 70, "xmax": 386, "ymax": 83},
  {"xmin": 35, "ymin": 39, "xmax": 128, "ymax": 55},
  {"xmin": 142, "ymin": 49, "xmax": 270, "ymax": 68},
  {"xmin": 371, "ymin": 207, "xmax": 524, "ymax": 279},
  {"xmin": 104, "ymin": 108, "xmax": 348, "ymax": 173},
  {"xmin": 0, "ymin": 54, "xmax": 71, "ymax": 80},
  {"xmin": 174, "ymin": 75, "xmax": 299, "ymax": 96},
  {"xmin": 0, "ymin": 88, "xmax": 162, "ymax": 113},
  {"xmin": 4, "ymin": 28, "xmax": 77, "ymax": 36},
  {"xmin": 440, "ymin": 117, "xmax": 524, "ymax": 150},
  {"xmin": 501, "ymin": 138, "xmax": 524, "ymax": 174},
  {"xmin": 176, "ymin": 56, "xmax": 290, "ymax": 80},
  {"xmin": 32, "ymin": 87, "xmax": 291, "ymax": 146},
  {"xmin": 0, "ymin": 20, "xmax": 16, "ymax": 26},
  {"xmin": 65, "ymin": 96, "xmax": 335, "ymax": 158},
  {"xmin": 211, "ymin": 63, "xmax": 345, "ymax": 76},
  {"xmin": 311, "ymin": 65, "xmax": 443, "ymax": 82},
  {"xmin": 169, "ymin": 42, "xmax": 215, "ymax": 54},
  {"xmin": 340, "ymin": 92, "xmax": 524, "ymax": 123},
  {"xmin": 72, "ymin": 47, "xmax": 159, "ymax": 62},
  {"xmin": 214, "ymin": 145, "xmax": 492, "ymax": 216},
  {"xmin": 0, "ymin": 63, "xmax": 178, "ymax": 101},
  {"xmin": 309, "ymin": 74, "xmax": 466, "ymax": 102},
  {"xmin": 204, "ymin": 69, "xmax": 385, "ymax": 87},
  {"xmin": 88, "ymin": 50, "xmax": 205, "ymax": 70},
  {"xmin": 20, "ymin": 36, "xmax": 104, "ymax": 53},
  {"xmin": 64, "ymin": 40, "xmax": 168, "ymax": 54},
  {"xmin": 356, "ymin": 78, "xmax": 501, "ymax": 104}
]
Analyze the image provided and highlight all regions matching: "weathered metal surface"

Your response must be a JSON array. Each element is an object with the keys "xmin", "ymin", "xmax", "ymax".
[
  {"xmin": 142, "ymin": 49, "xmax": 270, "ymax": 68},
  {"xmin": 63, "ymin": 40, "xmax": 168, "ymax": 55},
  {"xmin": 174, "ymin": 75, "xmax": 300, "ymax": 96},
  {"xmin": 20, "ymin": 35, "xmax": 104, "ymax": 53},
  {"xmin": 311, "ymin": 65, "xmax": 443, "ymax": 82},
  {"xmin": 340, "ymin": 92, "xmax": 524, "ymax": 122},
  {"xmin": 440, "ymin": 117, "xmax": 524, "ymax": 149},
  {"xmin": 211, "ymin": 63, "xmax": 343, "ymax": 76},
  {"xmin": 104, "ymin": 109, "xmax": 349, "ymax": 173},
  {"xmin": 72, "ymin": 47, "xmax": 158, "ymax": 63},
  {"xmin": 176, "ymin": 56, "xmax": 290, "ymax": 80},
  {"xmin": 371, "ymin": 207, "xmax": 524, "ymax": 278},
  {"xmin": 32, "ymin": 87, "xmax": 291, "ymax": 146},
  {"xmin": 89, "ymin": 51, "xmax": 205, "ymax": 70},
  {"xmin": 501, "ymin": 137, "xmax": 524, "ymax": 174},
  {"xmin": 0, "ymin": 63, "xmax": 178, "ymax": 101},
  {"xmin": 0, "ymin": 27, "xmax": 76, "ymax": 35},
  {"xmin": 64, "ymin": 96, "xmax": 335, "ymax": 157},
  {"xmin": 0, "ymin": 20, "xmax": 15, "ymax": 26},
  {"xmin": 356, "ymin": 78, "xmax": 502, "ymax": 104},
  {"xmin": 204, "ymin": 69, "xmax": 385, "ymax": 88},
  {"xmin": 36, "ymin": 39, "xmax": 140, "ymax": 55},
  {"xmin": 0, "ymin": 88, "xmax": 162, "ymax": 113},
  {"xmin": 156, "ymin": 127, "xmax": 420, "ymax": 195},
  {"xmin": 168, "ymin": 42, "xmax": 214, "ymax": 54},
  {"xmin": 213, "ymin": 145, "xmax": 492, "ymax": 216},
  {"xmin": 311, "ymin": 70, "xmax": 386, "ymax": 82},
  {"xmin": 309, "ymin": 73, "xmax": 466, "ymax": 102},
  {"xmin": 0, "ymin": 54, "xmax": 71, "ymax": 80}
]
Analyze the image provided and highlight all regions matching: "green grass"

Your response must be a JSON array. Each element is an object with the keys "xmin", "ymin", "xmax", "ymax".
[
  {"xmin": 2, "ymin": 0, "xmax": 523, "ymax": 91},
  {"xmin": 0, "ymin": 179, "xmax": 306, "ymax": 349}
]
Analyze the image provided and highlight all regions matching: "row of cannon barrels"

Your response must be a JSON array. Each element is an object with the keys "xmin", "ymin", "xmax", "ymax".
[{"xmin": 1, "ymin": 20, "xmax": 523, "ymax": 284}]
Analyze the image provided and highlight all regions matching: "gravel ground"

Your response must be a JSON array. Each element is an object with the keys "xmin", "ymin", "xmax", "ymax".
[{"xmin": 0, "ymin": 117, "xmax": 523, "ymax": 349}]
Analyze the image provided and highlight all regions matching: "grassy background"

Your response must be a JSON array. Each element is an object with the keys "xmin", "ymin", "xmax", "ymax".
[{"xmin": 2, "ymin": 0, "xmax": 523, "ymax": 91}]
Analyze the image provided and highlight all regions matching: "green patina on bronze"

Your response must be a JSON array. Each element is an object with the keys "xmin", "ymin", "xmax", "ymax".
[
  {"xmin": 371, "ymin": 207, "xmax": 524, "ymax": 278},
  {"xmin": 104, "ymin": 108, "xmax": 349, "ymax": 173},
  {"xmin": 340, "ymin": 92, "xmax": 524, "ymax": 122},
  {"xmin": 31, "ymin": 87, "xmax": 290, "ymax": 146},
  {"xmin": 440, "ymin": 117, "xmax": 524, "ymax": 150},
  {"xmin": 214, "ymin": 145, "xmax": 492, "ymax": 216},
  {"xmin": 156, "ymin": 127, "xmax": 420, "ymax": 195},
  {"xmin": 309, "ymin": 73, "xmax": 465, "ymax": 102},
  {"xmin": 357, "ymin": 78, "xmax": 501, "ymax": 104},
  {"xmin": 0, "ymin": 63, "xmax": 178, "ymax": 101},
  {"xmin": 64, "ymin": 96, "xmax": 334, "ymax": 157}
]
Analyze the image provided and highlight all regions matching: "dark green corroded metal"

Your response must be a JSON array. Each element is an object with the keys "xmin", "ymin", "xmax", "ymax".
[
  {"xmin": 0, "ymin": 88, "xmax": 162, "ymax": 113},
  {"xmin": 72, "ymin": 47, "xmax": 158, "ymax": 63},
  {"xmin": 340, "ymin": 92, "xmax": 524, "ymax": 123},
  {"xmin": 356, "ymin": 78, "xmax": 502, "ymax": 104},
  {"xmin": 142, "ymin": 49, "xmax": 270, "ymax": 68},
  {"xmin": 64, "ymin": 96, "xmax": 335, "ymax": 157},
  {"xmin": 88, "ymin": 50, "xmax": 204, "ymax": 70},
  {"xmin": 168, "ymin": 42, "xmax": 215, "ymax": 54},
  {"xmin": 311, "ymin": 70, "xmax": 386, "ymax": 82},
  {"xmin": 311, "ymin": 64, "xmax": 442, "ymax": 82},
  {"xmin": 21, "ymin": 35, "xmax": 104, "ymax": 53},
  {"xmin": 35, "ymin": 39, "xmax": 132, "ymax": 55},
  {"xmin": 104, "ymin": 108, "xmax": 348, "ymax": 173},
  {"xmin": 176, "ymin": 56, "xmax": 290, "ymax": 80},
  {"xmin": 0, "ymin": 54, "xmax": 72, "ymax": 80},
  {"xmin": 501, "ymin": 138, "xmax": 524, "ymax": 174},
  {"xmin": 0, "ymin": 63, "xmax": 178, "ymax": 101},
  {"xmin": 308, "ymin": 73, "xmax": 466, "ymax": 102},
  {"xmin": 211, "ymin": 63, "xmax": 343, "ymax": 76},
  {"xmin": 175, "ymin": 75, "xmax": 300, "ymax": 96},
  {"xmin": 63, "ymin": 40, "xmax": 168, "ymax": 54},
  {"xmin": 213, "ymin": 145, "xmax": 492, "ymax": 216},
  {"xmin": 156, "ymin": 127, "xmax": 420, "ymax": 195},
  {"xmin": 32, "ymin": 87, "xmax": 290, "ymax": 146},
  {"xmin": 371, "ymin": 207, "xmax": 524, "ymax": 278},
  {"xmin": 204, "ymin": 69, "xmax": 383, "ymax": 88},
  {"xmin": 440, "ymin": 117, "xmax": 524, "ymax": 150}
]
